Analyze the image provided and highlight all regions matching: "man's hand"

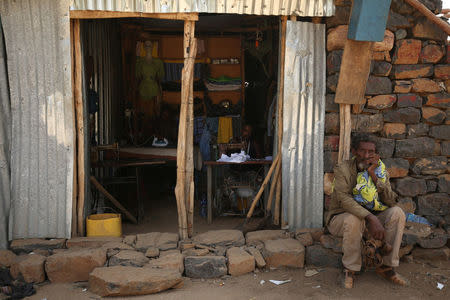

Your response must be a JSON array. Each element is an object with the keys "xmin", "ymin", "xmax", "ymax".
[
  {"xmin": 367, "ymin": 154, "xmax": 381, "ymax": 184},
  {"xmin": 367, "ymin": 154, "xmax": 380, "ymax": 172},
  {"xmin": 365, "ymin": 214, "xmax": 385, "ymax": 240}
]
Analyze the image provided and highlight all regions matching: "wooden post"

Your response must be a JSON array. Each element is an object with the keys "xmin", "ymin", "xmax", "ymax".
[
  {"xmin": 70, "ymin": 20, "xmax": 78, "ymax": 237},
  {"xmin": 274, "ymin": 16, "xmax": 287, "ymax": 226},
  {"xmin": 175, "ymin": 20, "xmax": 196, "ymax": 240},
  {"xmin": 207, "ymin": 165, "xmax": 212, "ymax": 224},
  {"xmin": 72, "ymin": 19, "xmax": 85, "ymax": 236},
  {"xmin": 338, "ymin": 104, "xmax": 352, "ymax": 163},
  {"xmin": 185, "ymin": 21, "xmax": 197, "ymax": 238}
]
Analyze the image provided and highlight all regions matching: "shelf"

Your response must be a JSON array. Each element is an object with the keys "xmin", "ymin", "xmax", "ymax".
[{"xmin": 162, "ymin": 90, "xmax": 241, "ymax": 105}]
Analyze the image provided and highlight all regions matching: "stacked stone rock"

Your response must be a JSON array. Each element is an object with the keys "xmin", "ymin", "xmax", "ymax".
[
  {"xmin": 324, "ymin": 0, "xmax": 449, "ymax": 257},
  {"xmin": 0, "ymin": 231, "xmax": 307, "ymax": 297}
]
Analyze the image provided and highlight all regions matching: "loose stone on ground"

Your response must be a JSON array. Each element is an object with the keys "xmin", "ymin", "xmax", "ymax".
[
  {"xmin": 226, "ymin": 247, "xmax": 255, "ymax": 276},
  {"xmin": 89, "ymin": 266, "xmax": 182, "ymax": 297}
]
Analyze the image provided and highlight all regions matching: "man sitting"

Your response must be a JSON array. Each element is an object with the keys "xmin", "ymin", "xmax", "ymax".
[{"xmin": 325, "ymin": 134, "xmax": 407, "ymax": 288}]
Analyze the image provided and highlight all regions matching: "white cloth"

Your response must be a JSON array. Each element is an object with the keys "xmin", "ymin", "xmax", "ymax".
[{"xmin": 217, "ymin": 150, "xmax": 250, "ymax": 163}]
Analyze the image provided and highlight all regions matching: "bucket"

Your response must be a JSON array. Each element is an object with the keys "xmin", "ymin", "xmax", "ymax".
[
  {"xmin": 237, "ymin": 196, "xmax": 250, "ymax": 211},
  {"xmin": 86, "ymin": 213, "xmax": 122, "ymax": 237}
]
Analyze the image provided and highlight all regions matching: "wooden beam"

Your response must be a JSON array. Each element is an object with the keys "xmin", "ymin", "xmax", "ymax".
[
  {"xmin": 72, "ymin": 19, "xmax": 86, "ymax": 236},
  {"xmin": 404, "ymin": 0, "xmax": 450, "ymax": 35},
  {"xmin": 274, "ymin": 16, "xmax": 287, "ymax": 226},
  {"xmin": 70, "ymin": 10, "xmax": 198, "ymax": 21},
  {"xmin": 175, "ymin": 20, "xmax": 196, "ymax": 240},
  {"xmin": 338, "ymin": 104, "xmax": 352, "ymax": 163},
  {"xmin": 70, "ymin": 20, "xmax": 78, "ymax": 237},
  {"xmin": 335, "ymin": 40, "xmax": 373, "ymax": 104},
  {"xmin": 185, "ymin": 21, "xmax": 197, "ymax": 238},
  {"xmin": 90, "ymin": 176, "xmax": 138, "ymax": 224}
]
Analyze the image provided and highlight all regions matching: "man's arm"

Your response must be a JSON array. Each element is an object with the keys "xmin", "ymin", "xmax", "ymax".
[
  {"xmin": 376, "ymin": 174, "xmax": 397, "ymax": 207},
  {"xmin": 367, "ymin": 156, "xmax": 397, "ymax": 207},
  {"xmin": 333, "ymin": 163, "xmax": 371, "ymax": 220}
]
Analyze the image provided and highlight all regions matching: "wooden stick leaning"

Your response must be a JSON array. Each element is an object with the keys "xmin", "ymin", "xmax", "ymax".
[
  {"xmin": 266, "ymin": 158, "xmax": 281, "ymax": 215},
  {"xmin": 405, "ymin": 0, "xmax": 450, "ymax": 35},
  {"xmin": 246, "ymin": 154, "xmax": 280, "ymax": 219},
  {"xmin": 90, "ymin": 176, "xmax": 138, "ymax": 224}
]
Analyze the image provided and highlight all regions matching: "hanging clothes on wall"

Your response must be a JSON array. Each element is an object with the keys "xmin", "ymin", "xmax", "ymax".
[{"xmin": 217, "ymin": 116, "xmax": 233, "ymax": 143}]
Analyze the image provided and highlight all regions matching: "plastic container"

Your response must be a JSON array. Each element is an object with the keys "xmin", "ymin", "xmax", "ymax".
[{"xmin": 86, "ymin": 213, "xmax": 122, "ymax": 237}]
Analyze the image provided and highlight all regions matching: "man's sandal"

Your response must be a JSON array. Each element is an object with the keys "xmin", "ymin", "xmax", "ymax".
[
  {"xmin": 375, "ymin": 266, "xmax": 408, "ymax": 286},
  {"xmin": 343, "ymin": 269, "xmax": 355, "ymax": 289}
]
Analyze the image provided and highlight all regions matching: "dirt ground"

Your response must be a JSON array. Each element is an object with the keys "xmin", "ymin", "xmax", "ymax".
[
  {"xmin": 68, "ymin": 180, "xmax": 449, "ymax": 299},
  {"xmin": 27, "ymin": 260, "xmax": 450, "ymax": 300}
]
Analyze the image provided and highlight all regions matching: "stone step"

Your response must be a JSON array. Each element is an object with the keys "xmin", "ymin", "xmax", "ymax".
[{"xmin": 45, "ymin": 248, "xmax": 107, "ymax": 283}]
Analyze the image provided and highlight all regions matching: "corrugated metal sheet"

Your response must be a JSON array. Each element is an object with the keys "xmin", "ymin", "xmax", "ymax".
[
  {"xmin": 282, "ymin": 21, "xmax": 325, "ymax": 230},
  {"xmin": 0, "ymin": 0, "xmax": 74, "ymax": 239},
  {"xmin": 0, "ymin": 17, "xmax": 11, "ymax": 249},
  {"xmin": 81, "ymin": 20, "xmax": 122, "ymax": 146},
  {"xmin": 70, "ymin": 0, "xmax": 335, "ymax": 16},
  {"xmin": 80, "ymin": 20, "xmax": 123, "ymax": 214}
]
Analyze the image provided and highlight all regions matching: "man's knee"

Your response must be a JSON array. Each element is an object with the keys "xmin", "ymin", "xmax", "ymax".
[
  {"xmin": 343, "ymin": 214, "xmax": 365, "ymax": 233},
  {"xmin": 389, "ymin": 206, "xmax": 406, "ymax": 223}
]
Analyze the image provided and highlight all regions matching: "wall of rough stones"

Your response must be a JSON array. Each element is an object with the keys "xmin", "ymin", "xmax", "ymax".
[{"xmin": 323, "ymin": 0, "xmax": 450, "ymax": 232}]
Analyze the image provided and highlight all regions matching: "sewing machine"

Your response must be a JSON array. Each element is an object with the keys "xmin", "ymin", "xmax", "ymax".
[{"xmin": 218, "ymin": 142, "xmax": 247, "ymax": 156}]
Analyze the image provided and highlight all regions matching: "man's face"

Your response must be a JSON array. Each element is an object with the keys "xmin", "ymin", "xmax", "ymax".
[
  {"xmin": 242, "ymin": 125, "xmax": 252, "ymax": 139},
  {"xmin": 352, "ymin": 141, "xmax": 376, "ymax": 170}
]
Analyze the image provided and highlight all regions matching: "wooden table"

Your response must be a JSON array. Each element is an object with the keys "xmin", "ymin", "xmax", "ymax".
[
  {"xmin": 92, "ymin": 160, "xmax": 166, "ymax": 222},
  {"xmin": 204, "ymin": 160, "xmax": 273, "ymax": 224}
]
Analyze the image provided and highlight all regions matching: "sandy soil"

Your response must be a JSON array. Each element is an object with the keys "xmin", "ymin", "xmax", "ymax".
[{"xmin": 27, "ymin": 260, "xmax": 450, "ymax": 300}]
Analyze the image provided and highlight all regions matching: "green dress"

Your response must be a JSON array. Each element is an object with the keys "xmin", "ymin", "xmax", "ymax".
[{"xmin": 136, "ymin": 57, "xmax": 164, "ymax": 100}]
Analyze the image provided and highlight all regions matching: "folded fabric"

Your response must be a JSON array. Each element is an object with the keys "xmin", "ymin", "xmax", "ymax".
[
  {"xmin": 353, "ymin": 159, "xmax": 389, "ymax": 212},
  {"xmin": 208, "ymin": 75, "xmax": 241, "ymax": 83},
  {"xmin": 205, "ymin": 81, "xmax": 241, "ymax": 91}
]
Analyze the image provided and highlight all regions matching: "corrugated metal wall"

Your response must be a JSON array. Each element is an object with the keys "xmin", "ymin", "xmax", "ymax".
[
  {"xmin": 70, "ymin": 0, "xmax": 335, "ymax": 16},
  {"xmin": 0, "ymin": 17, "xmax": 11, "ymax": 249},
  {"xmin": 81, "ymin": 20, "xmax": 122, "ymax": 146},
  {"xmin": 0, "ymin": 0, "xmax": 74, "ymax": 239},
  {"xmin": 282, "ymin": 21, "xmax": 325, "ymax": 230}
]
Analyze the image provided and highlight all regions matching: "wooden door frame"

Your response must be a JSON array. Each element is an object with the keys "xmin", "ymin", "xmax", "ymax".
[{"xmin": 69, "ymin": 11, "xmax": 198, "ymax": 237}]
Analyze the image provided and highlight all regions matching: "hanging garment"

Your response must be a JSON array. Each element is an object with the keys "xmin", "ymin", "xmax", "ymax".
[
  {"xmin": 217, "ymin": 117, "xmax": 233, "ymax": 144},
  {"xmin": 136, "ymin": 57, "xmax": 164, "ymax": 100},
  {"xmin": 194, "ymin": 117, "xmax": 205, "ymax": 144},
  {"xmin": 352, "ymin": 159, "xmax": 389, "ymax": 212}
]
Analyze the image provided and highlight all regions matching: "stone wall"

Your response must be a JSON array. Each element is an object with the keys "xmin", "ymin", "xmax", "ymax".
[{"xmin": 324, "ymin": 0, "xmax": 450, "ymax": 232}]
